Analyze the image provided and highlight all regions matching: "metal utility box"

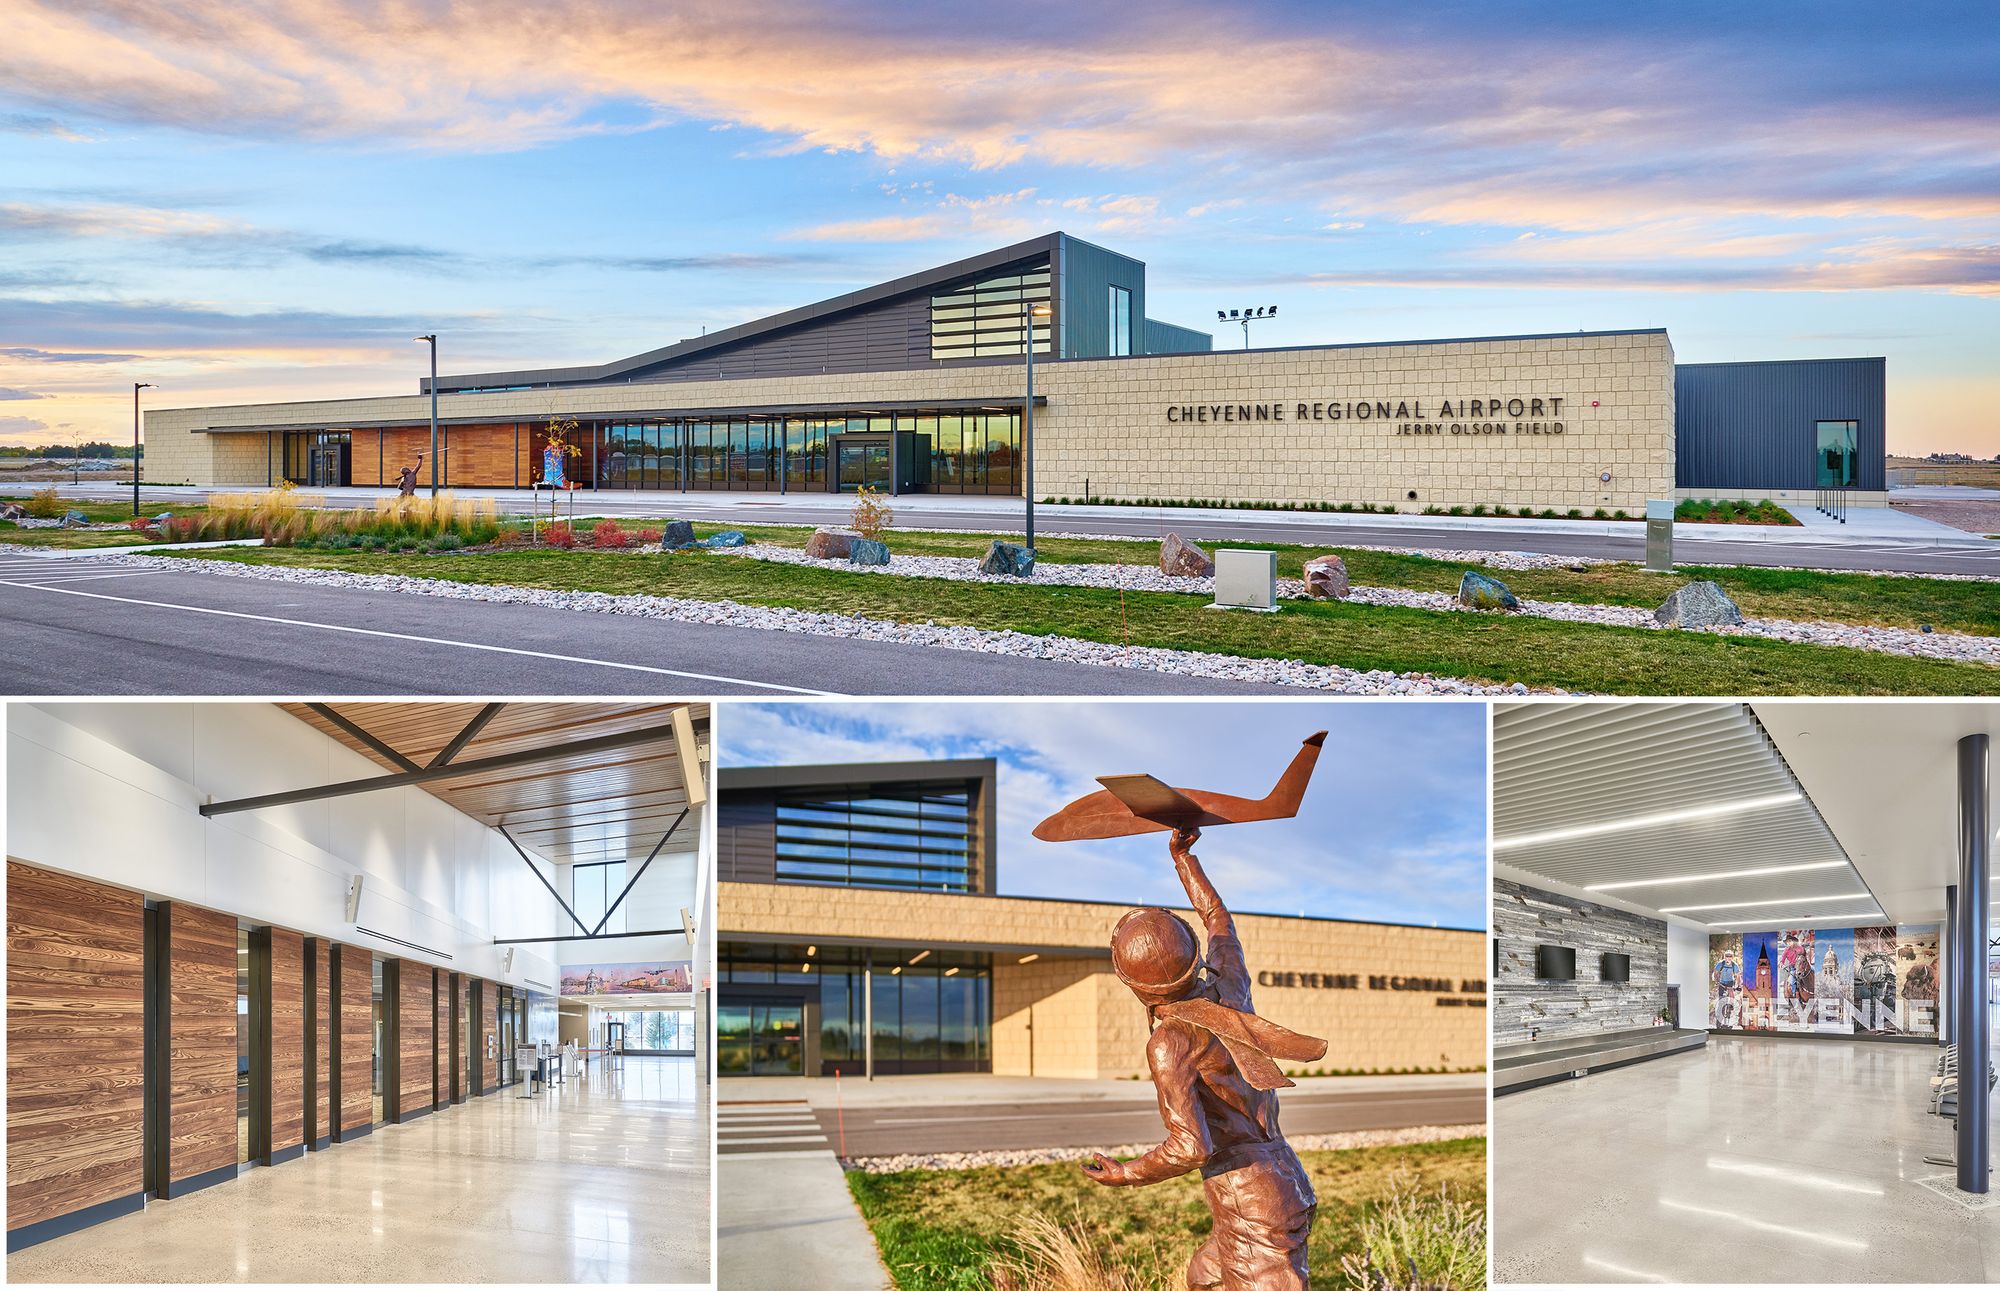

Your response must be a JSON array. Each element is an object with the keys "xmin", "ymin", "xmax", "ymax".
[
  {"xmin": 1213, "ymin": 549, "xmax": 1278, "ymax": 611},
  {"xmin": 1645, "ymin": 499, "xmax": 1674, "ymax": 572}
]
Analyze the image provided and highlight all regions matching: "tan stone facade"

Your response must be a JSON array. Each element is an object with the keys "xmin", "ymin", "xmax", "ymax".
[
  {"xmin": 145, "ymin": 329, "xmax": 1673, "ymax": 512},
  {"xmin": 721, "ymin": 880, "xmax": 1486, "ymax": 1080}
]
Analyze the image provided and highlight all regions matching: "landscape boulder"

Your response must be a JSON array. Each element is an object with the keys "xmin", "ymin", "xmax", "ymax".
[
  {"xmin": 1654, "ymin": 580, "xmax": 1743, "ymax": 629},
  {"xmin": 979, "ymin": 540, "xmax": 1035, "ymax": 578},
  {"xmin": 1302, "ymin": 554, "xmax": 1350, "ymax": 599},
  {"xmin": 1159, "ymin": 532, "xmax": 1214, "ymax": 577},
  {"xmin": 59, "ymin": 509, "xmax": 89, "ymax": 528},
  {"xmin": 0, "ymin": 502, "xmax": 25, "ymax": 521},
  {"xmin": 1457, "ymin": 570, "xmax": 1519, "ymax": 611},
  {"xmin": 848, "ymin": 538, "xmax": 891, "ymax": 566},
  {"xmin": 151, "ymin": 511, "xmax": 173, "ymax": 527},
  {"xmin": 804, "ymin": 528, "xmax": 855, "ymax": 560},
  {"xmin": 660, "ymin": 519, "xmax": 698, "ymax": 549},
  {"xmin": 703, "ymin": 530, "xmax": 747, "ymax": 548}
]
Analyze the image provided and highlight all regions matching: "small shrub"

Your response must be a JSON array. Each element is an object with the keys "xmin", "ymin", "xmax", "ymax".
[
  {"xmin": 1592, "ymin": 507, "xmax": 1610, "ymax": 519},
  {"xmin": 849, "ymin": 483, "xmax": 893, "ymax": 541},
  {"xmin": 1539, "ymin": 508, "xmax": 1557, "ymax": 519},
  {"xmin": 1446, "ymin": 505, "xmax": 1465, "ymax": 517},
  {"xmin": 592, "ymin": 519, "xmax": 628, "ymax": 548},
  {"xmin": 988, "ymin": 1209, "xmax": 1163, "ymax": 1291},
  {"xmin": 1566, "ymin": 508, "xmax": 1584, "ymax": 519},
  {"xmin": 544, "ymin": 522, "xmax": 576, "ymax": 549},
  {"xmin": 1338, "ymin": 1171, "xmax": 1486, "ymax": 1291},
  {"xmin": 1490, "ymin": 505, "xmax": 1509, "ymax": 517},
  {"xmin": 635, "ymin": 527, "xmax": 661, "ymax": 543},
  {"xmin": 24, "ymin": 487, "xmax": 64, "ymax": 518},
  {"xmin": 125, "ymin": 517, "xmax": 152, "ymax": 533},
  {"xmin": 1469, "ymin": 504, "xmax": 1487, "ymax": 517},
  {"xmin": 433, "ymin": 533, "xmax": 464, "ymax": 551}
]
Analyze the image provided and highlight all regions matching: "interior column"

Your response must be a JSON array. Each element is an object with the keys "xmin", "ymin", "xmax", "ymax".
[{"xmin": 1955, "ymin": 732, "xmax": 1990, "ymax": 1194}]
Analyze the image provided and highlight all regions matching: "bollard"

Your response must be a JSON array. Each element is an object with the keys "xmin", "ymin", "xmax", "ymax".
[{"xmin": 1645, "ymin": 499, "xmax": 1674, "ymax": 572}]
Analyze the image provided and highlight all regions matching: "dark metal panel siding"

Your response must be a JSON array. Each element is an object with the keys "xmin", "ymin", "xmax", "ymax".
[
  {"xmin": 1057, "ymin": 236, "xmax": 1146, "ymax": 359},
  {"xmin": 718, "ymin": 788, "xmax": 777, "ymax": 884},
  {"xmin": 1143, "ymin": 318, "xmax": 1213, "ymax": 354},
  {"xmin": 616, "ymin": 295, "xmax": 933, "ymax": 384},
  {"xmin": 1675, "ymin": 358, "xmax": 1885, "ymax": 492}
]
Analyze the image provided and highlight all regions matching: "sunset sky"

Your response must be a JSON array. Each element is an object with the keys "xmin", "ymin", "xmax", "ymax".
[{"xmin": 0, "ymin": 1, "xmax": 1994, "ymax": 454}]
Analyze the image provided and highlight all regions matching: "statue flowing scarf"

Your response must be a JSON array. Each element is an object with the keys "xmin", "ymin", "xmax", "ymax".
[{"xmin": 1154, "ymin": 997, "xmax": 1328, "ymax": 1091}]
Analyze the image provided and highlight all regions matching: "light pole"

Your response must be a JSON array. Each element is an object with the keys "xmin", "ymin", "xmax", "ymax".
[
  {"xmin": 1216, "ymin": 305, "xmax": 1277, "ymax": 349},
  {"xmin": 1023, "ymin": 299, "xmax": 1052, "ymax": 553},
  {"xmin": 132, "ymin": 382, "xmax": 153, "ymax": 516},
  {"xmin": 415, "ymin": 334, "xmax": 438, "ymax": 495}
]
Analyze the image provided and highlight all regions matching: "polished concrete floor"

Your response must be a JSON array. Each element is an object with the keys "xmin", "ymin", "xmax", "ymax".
[
  {"xmin": 8, "ymin": 1056, "xmax": 709, "ymax": 1283},
  {"xmin": 1495, "ymin": 1036, "xmax": 2000, "ymax": 1284}
]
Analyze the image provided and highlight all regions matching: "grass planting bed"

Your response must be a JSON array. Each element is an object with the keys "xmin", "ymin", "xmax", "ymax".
[
  {"xmin": 847, "ymin": 1137, "xmax": 1485, "ymax": 1291},
  {"xmin": 158, "ymin": 543, "xmax": 2000, "ymax": 695}
]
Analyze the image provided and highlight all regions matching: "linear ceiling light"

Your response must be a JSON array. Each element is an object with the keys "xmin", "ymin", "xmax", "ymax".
[
  {"xmin": 1493, "ymin": 792, "xmax": 1802, "ymax": 851},
  {"xmin": 1706, "ymin": 911, "xmax": 1881, "ymax": 929},
  {"xmin": 909, "ymin": 950, "xmax": 931, "ymax": 965},
  {"xmin": 1659, "ymin": 893, "xmax": 1874, "ymax": 914},
  {"xmin": 1587, "ymin": 860, "xmax": 1848, "ymax": 892}
]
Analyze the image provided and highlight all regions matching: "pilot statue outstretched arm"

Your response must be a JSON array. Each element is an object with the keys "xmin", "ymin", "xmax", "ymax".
[{"xmin": 1171, "ymin": 827, "xmax": 1250, "ymax": 1010}]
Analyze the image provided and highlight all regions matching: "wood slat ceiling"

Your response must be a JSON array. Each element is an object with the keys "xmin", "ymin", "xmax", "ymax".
[{"xmin": 278, "ymin": 702, "xmax": 708, "ymax": 867}]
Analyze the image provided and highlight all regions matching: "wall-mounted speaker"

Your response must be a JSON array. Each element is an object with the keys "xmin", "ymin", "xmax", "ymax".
[
  {"xmin": 344, "ymin": 875, "xmax": 364, "ymax": 923},
  {"xmin": 682, "ymin": 906, "xmax": 696, "ymax": 945},
  {"xmin": 501, "ymin": 947, "xmax": 515, "ymax": 974}
]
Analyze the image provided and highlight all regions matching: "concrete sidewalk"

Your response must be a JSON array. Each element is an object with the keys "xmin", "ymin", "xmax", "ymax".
[
  {"xmin": 719, "ymin": 1149, "xmax": 890, "ymax": 1291},
  {"xmin": 719, "ymin": 1070, "xmax": 1486, "ymax": 1109}
]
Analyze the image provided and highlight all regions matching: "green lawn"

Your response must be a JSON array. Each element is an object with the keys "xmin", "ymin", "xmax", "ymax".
[
  {"xmin": 0, "ymin": 498, "xmax": 207, "ymax": 549},
  {"xmin": 846, "ymin": 1138, "xmax": 1485, "ymax": 1291},
  {"xmin": 158, "ymin": 545, "xmax": 2000, "ymax": 695},
  {"xmin": 721, "ymin": 523, "xmax": 2000, "ymax": 638}
]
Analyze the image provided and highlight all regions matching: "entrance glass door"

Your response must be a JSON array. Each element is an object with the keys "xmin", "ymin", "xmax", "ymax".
[
  {"xmin": 752, "ymin": 1005, "xmax": 804, "ymax": 1075},
  {"xmin": 717, "ymin": 1006, "xmax": 751, "ymax": 1075},
  {"xmin": 836, "ymin": 438, "xmax": 891, "ymax": 492}
]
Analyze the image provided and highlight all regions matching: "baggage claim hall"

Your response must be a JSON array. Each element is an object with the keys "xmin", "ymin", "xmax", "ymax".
[{"xmin": 4, "ymin": 702, "xmax": 713, "ymax": 1283}]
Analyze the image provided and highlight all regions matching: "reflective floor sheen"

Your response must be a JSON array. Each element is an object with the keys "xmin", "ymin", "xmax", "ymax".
[
  {"xmin": 1495, "ymin": 1036, "xmax": 2000, "ymax": 1284},
  {"xmin": 8, "ymin": 1056, "xmax": 709, "ymax": 1284}
]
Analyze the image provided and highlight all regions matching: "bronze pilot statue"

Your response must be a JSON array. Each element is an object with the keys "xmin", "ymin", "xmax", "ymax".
[{"xmin": 1034, "ymin": 733, "xmax": 1331, "ymax": 1290}]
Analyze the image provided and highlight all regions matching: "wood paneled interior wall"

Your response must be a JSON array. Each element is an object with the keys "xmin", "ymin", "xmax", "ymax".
[
  {"xmin": 309, "ymin": 940, "xmax": 330, "ymax": 1146},
  {"xmin": 480, "ymin": 982, "xmax": 499, "ymax": 1093},
  {"xmin": 396, "ymin": 961, "xmax": 434, "ymax": 1120},
  {"xmin": 335, "ymin": 947, "xmax": 373, "ymax": 1135},
  {"xmin": 5, "ymin": 862, "xmax": 145, "ymax": 1233},
  {"xmin": 164, "ymin": 902, "xmax": 237, "ymax": 1188},
  {"xmin": 265, "ymin": 930, "xmax": 306, "ymax": 1159}
]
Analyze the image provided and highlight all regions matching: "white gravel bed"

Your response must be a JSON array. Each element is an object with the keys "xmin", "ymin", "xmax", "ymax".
[
  {"xmin": 841, "ymin": 1123, "xmax": 1485, "ymax": 1174},
  {"xmin": 727, "ymin": 544, "xmax": 2000, "ymax": 667},
  {"xmin": 97, "ymin": 553, "xmax": 1539, "ymax": 695}
]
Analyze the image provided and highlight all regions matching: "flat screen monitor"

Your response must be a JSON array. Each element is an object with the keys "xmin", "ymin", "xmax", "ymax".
[
  {"xmin": 1601, "ymin": 952, "xmax": 1631, "ymax": 983},
  {"xmin": 1536, "ymin": 945, "xmax": 1576, "ymax": 980}
]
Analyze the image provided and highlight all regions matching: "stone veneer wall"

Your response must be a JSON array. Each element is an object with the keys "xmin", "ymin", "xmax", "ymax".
[
  {"xmin": 1493, "ymin": 877, "xmax": 1667, "ymax": 1046},
  {"xmin": 146, "ymin": 330, "xmax": 1674, "ymax": 512},
  {"xmin": 723, "ymin": 880, "xmax": 1486, "ymax": 1079}
]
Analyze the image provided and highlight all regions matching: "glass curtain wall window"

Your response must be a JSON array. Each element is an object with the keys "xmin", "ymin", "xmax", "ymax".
[
  {"xmin": 719, "ymin": 942, "xmax": 992, "ymax": 1075},
  {"xmin": 1816, "ymin": 419, "xmax": 1860, "ymax": 487},
  {"xmin": 1109, "ymin": 284, "xmax": 1133, "ymax": 357},
  {"xmin": 570, "ymin": 861, "xmax": 628, "ymax": 936},
  {"xmin": 773, "ymin": 782, "xmax": 977, "ymax": 891},
  {"xmin": 929, "ymin": 263, "xmax": 1052, "ymax": 360}
]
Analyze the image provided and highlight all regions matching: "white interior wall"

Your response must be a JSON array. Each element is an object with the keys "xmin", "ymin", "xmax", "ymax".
[
  {"xmin": 7, "ymin": 702, "xmax": 561, "ymax": 988},
  {"xmin": 1666, "ymin": 919, "xmax": 1710, "ymax": 1028}
]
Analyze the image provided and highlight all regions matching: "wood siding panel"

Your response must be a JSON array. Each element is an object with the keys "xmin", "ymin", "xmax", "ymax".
[
  {"xmin": 365, "ymin": 423, "xmax": 522, "ymax": 489},
  {"xmin": 336, "ymin": 948, "xmax": 373, "ymax": 1134},
  {"xmin": 267, "ymin": 930, "xmax": 305, "ymax": 1156},
  {"xmin": 5, "ymin": 862, "xmax": 145, "ymax": 1233},
  {"xmin": 310, "ymin": 940, "xmax": 330, "ymax": 1143},
  {"xmin": 480, "ymin": 982, "xmax": 499, "ymax": 1094},
  {"xmin": 349, "ymin": 430, "xmax": 384, "ymax": 487},
  {"xmin": 165, "ymin": 902, "xmax": 236, "ymax": 1185},
  {"xmin": 396, "ymin": 962, "xmax": 434, "ymax": 1118}
]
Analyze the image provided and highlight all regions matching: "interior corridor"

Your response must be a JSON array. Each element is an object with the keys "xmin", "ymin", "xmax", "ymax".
[
  {"xmin": 1495, "ymin": 1036, "xmax": 2000, "ymax": 1284},
  {"xmin": 6, "ymin": 1057, "xmax": 709, "ymax": 1283}
]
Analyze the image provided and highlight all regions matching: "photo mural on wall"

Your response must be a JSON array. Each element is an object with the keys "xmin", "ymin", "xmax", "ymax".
[
  {"xmin": 1708, "ymin": 925, "xmax": 1939, "ymax": 1036},
  {"xmin": 559, "ymin": 960, "xmax": 693, "ymax": 995}
]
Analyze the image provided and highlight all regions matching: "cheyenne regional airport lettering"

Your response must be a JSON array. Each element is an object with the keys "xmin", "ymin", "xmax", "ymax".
[
  {"xmin": 1256, "ymin": 971, "xmax": 1488, "ymax": 1007},
  {"xmin": 1165, "ymin": 397, "xmax": 1565, "ymax": 437}
]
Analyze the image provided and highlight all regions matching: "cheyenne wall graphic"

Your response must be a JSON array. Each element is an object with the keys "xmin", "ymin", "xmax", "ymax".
[
  {"xmin": 559, "ymin": 961, "xmax": 692, "ymax": 996},
  {"xmin": 1709, "ymin": 925, "xmax": 1939, "ymax": 1036}
]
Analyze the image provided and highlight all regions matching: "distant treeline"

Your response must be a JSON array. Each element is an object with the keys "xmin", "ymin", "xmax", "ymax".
[{"xmin": 0, "ymin": 442, "xmax": 139, "ymax": 459}]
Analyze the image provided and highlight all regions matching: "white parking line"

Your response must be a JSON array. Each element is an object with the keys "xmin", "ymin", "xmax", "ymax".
[{"xmin": 0, "ymin": 579, "xmax": 845, "ymax": 695}]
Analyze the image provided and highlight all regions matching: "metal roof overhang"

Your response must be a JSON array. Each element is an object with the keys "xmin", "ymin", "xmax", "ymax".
[{"xmin": 188, "ymin": 394, "xmax": 1047, "ymax": 434}]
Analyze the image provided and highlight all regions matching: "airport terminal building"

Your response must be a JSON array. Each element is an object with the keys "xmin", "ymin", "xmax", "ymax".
[
  {"xmin": 148, "ymin": 232, "xmax": 1887, "ymax": 513},
  {"xmin": 715, "ymin": 758, "xmax": 1486, "ymax": 1080}
]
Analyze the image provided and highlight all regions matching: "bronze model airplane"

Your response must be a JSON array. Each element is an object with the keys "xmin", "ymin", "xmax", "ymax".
[{"xmin": 1032, "ymin": 731, "xmax": 1327, "ymax": 842}]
